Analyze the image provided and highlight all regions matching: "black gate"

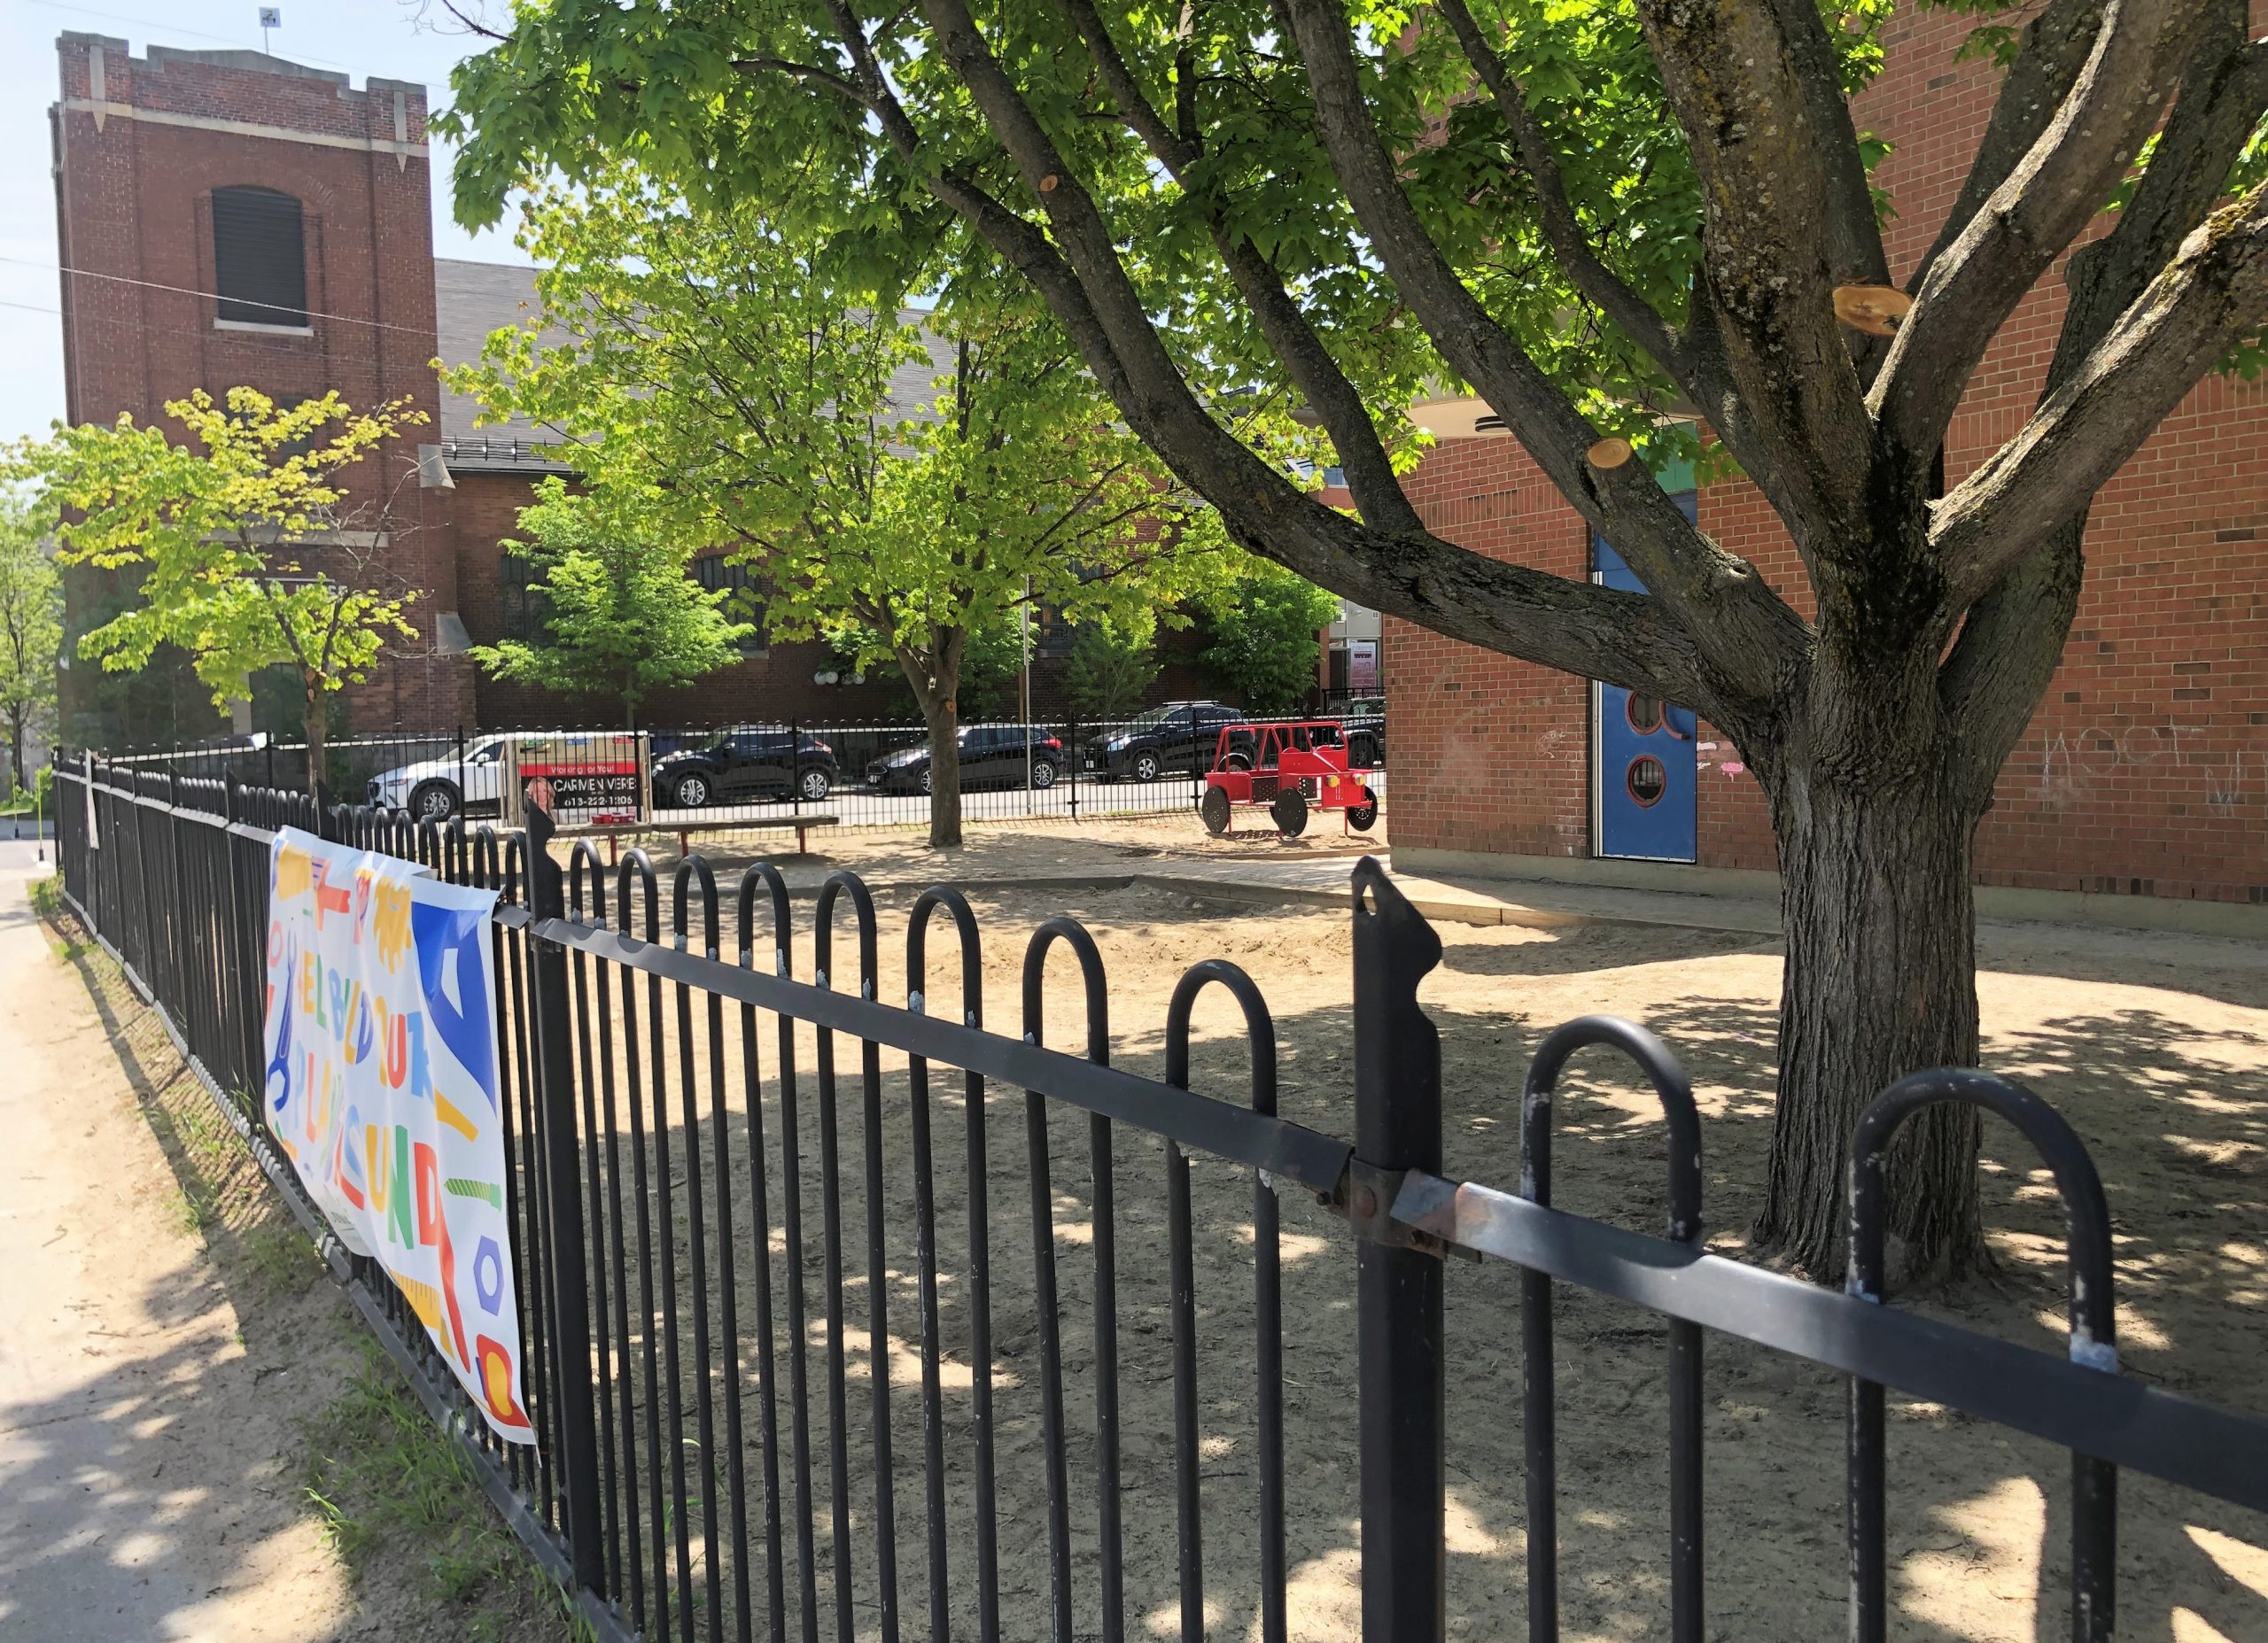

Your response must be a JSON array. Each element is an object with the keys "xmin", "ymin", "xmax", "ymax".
[{"xmin": 50, "ymin": 760, "xmax": 2268, "ymax": 1643}]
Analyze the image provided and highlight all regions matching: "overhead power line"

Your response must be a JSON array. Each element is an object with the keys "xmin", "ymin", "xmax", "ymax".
[{"xmin": 0, "ymin": 254, "xmax": 531, "ymax": 341}]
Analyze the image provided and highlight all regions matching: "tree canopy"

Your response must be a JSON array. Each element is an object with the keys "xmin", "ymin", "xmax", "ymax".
[
  {"xmin": 472, "ymin": 478, "xmax": 758, "ymax": 729},
  {"xmin": 1196, "ymin": 566, "xmax": 1343, "ymax": 712},
  {"xmin": 0, "ymin": 493, "xmax": 61, "ymax": 793},
  {"xmin": 445, "ymin": 0, "xmax": 2268, "ymax": 1271},
  {"xmin": 452, "ymin": 168, "xmax": 1252, "ymax": 841},
  {"xmin": 7, "ymin": 390, "xmax": 423, "ymax": 792}
]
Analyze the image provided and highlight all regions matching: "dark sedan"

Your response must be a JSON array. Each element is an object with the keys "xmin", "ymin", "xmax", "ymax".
[
  {"xmin": 867, "ymin": 724, "xmax": 1062, "ymax": 793},
  {"xmin": 1082, "ymin": 701, "xmax": 1242, "ymax": 781},
  {"xmin": 652, "ymin": 728, "xmax": 838, "ymax": 809}
]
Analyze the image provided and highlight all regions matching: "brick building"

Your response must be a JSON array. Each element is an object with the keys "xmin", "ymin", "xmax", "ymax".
[
  {"xmin": 46, "ymin": 33, "xmax": 959, "ymax": 746},
  {"xmin": 1383, "ymin": 8, "xmax": 2266, "ymax": 930}
]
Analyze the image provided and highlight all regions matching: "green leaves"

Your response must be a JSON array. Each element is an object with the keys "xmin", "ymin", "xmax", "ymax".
[
  {"xmin": 5, "ymin": 388, "xmax": 423, "ymax": 715},
  {"xmin": 1193, "ymin": 562, "xmax": 1342, "ymax": 712},
  {"xmin": 442, "ymin": 0, "xmax": 1902, "ymax": 500},
  {"xmin": 0, "ymin": 492, "xmax": 61, "ymax": 783},
  {"xmin": 452, "ymin": 166, "xmax": 1238, "ymax": 713},
  {"xmin": 470, "ymin": 480, "xmax": 757, "ymax": 727}
]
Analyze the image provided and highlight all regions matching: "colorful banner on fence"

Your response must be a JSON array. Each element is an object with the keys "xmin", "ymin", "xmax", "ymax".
[{"xmin": 260, "ymin": 826, "xmax": 533, "ymax": 1444}]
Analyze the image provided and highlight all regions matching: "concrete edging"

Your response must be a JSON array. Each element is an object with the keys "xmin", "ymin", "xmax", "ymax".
[{"xmin": 1390, "ymin": 846, "xmax": 2268, "ymax": 942}]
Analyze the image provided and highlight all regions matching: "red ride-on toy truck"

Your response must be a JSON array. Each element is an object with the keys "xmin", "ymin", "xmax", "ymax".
[{"xmin": 1200, "ymin": 720, "xmax": 1380, "ymax": 839}]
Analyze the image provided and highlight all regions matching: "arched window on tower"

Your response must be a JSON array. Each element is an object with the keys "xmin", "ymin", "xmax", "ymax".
[{"xmin": 211, "ymin": 186, "xmax": 307, "ymax": 328}]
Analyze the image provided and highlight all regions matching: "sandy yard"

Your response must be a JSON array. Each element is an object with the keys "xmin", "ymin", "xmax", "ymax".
[{"xmin": 530, "ymin": 835, "xmax": 2268, "ymax": 1643}]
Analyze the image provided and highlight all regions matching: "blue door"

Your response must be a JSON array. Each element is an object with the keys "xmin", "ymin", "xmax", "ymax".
[{"xmin": 1594, "ymin": 497, "xmax": 1698, "ymax": 861}]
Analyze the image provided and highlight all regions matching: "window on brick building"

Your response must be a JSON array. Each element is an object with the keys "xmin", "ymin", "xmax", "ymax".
[
  {"xmin": 501, "ymin": 554, "xmax": 549, "ymax": 644},
  {"xmin": 212, "ymin": 186, "xmax": 308, "ymax": 327},
  {"xmin": 693, "ymin": 555, "xmax": 767, "ymax": 655}
]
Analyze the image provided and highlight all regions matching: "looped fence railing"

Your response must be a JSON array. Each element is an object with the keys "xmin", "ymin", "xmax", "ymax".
[
  {"xmin": 43, "ymin": 763, "xmax": 2268, "ymax": 1643},
  {"xmin": 1164, "ymin": 958, "xmax": 1285, "ymax": 1643},
  {"xmin": 1845, "ymin": 1070, "xmax": 2120, "ymax": 1643},
  {"xmin": 1518, "ymin": 1015, "xmax": 1704, "ymax": 1642}
]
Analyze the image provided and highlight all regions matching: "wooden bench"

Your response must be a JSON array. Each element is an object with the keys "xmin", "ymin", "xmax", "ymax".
[{"xmin": 562, "ymin": 812, "xmax": 840, "ymax": 864}]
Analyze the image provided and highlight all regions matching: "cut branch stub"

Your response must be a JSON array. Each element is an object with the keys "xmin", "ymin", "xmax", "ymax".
[
  {"xmin": 1586, "ymin": 438, "xmax": 1635, "ymax": 470},
  {"xmin": 1833, "ymin": 285, "xmax": 1914, "ymax": 337}
]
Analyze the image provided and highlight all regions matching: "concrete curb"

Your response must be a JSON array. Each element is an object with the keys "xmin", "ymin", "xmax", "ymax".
[{"xmin": 719, "ymin": 866, "xmax": 1752, "ymax": 936}]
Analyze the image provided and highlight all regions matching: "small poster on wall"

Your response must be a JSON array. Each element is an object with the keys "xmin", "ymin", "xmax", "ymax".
[
  {"xmin": 260, "ymin": 826, "xmax": 533, "ymax": 1443},
  {"xmin": 1348, "ymin": 639, "xmax": 1379, "ymax": 694}
]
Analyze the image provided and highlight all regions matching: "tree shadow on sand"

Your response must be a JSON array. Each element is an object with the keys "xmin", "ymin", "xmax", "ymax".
[{"xmin": 538, "ymin": 875, "xmax": 2265, "ymax": 1643}]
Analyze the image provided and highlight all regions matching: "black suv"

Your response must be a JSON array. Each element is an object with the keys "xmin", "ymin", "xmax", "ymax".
[
  {"xmin": 652, "ymin": 728, "xmax": 838, "ymax": 809},
  {"xmin": 1084, "ymin": 701, "xmax": 1242, "ymax": 782},
  {"xmin": 868, "ymin": 724, "xmax": 1063, "ymax": 793},
  {"xmin": 1338, "ymin": 696, "xmax": 1386, "ymax": 768}
]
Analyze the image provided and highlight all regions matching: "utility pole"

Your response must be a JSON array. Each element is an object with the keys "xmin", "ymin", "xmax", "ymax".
[{"xmin": 1021, "ymin": 576, "xmax": 1034, "ymax": 812}]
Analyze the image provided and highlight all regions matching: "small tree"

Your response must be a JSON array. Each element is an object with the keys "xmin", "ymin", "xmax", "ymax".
[
  {"xmin": 1066, "ymin": 617, "xmax": 1163, "ymax": 721},
  {"xmin": 471, "ymin": 479, "xmax": 756, "ymax": 730},
  {"xmin": 454, "ymin": 170, "xmax": 1245, "ymax": 846},
  {"xmin": 11, "ymin": 389, "xmax": 422, "ymax": 794},
  {"xmin": 1197, "ymin": 569, "xmax": 1343, "ymax": 714},
  {"xmin": 0, "ymin": 494, "xmax": 61, "ymax": 794}
]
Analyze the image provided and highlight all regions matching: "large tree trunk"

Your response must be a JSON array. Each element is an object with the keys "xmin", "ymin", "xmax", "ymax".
[{"xmin": 1755, "ymin": 752, "xmax": 1990, "ymax": 1280}]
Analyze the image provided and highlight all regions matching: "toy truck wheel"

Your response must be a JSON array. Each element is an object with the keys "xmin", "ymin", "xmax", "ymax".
[
  {"xmin": 1200, "ymin": 786, "xmax": 1232, "ymax": 835},
  {"xmin": 1347, "ymin": 789, "xmax": 1379, "ymax": 832},
  {"xmin": 1270, "ymin": 788, "xmax": 1309, "ymax": 839}
]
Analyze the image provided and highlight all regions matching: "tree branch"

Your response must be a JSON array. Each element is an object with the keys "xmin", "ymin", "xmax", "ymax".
[
  {"xmin": 1763, "ymin": 0, "xmax": 1892, "ymax": 290},
  {"xmin": 1910, "ymin": 0, "xmax": 2108, "ymax": 291},
  {"xmin": 1939, "ymin": 15, "xmax": 2268, "ymax": 787},
  {"xmin": 2054, "ymin": 22, "xmax": 2268, "ymax": 382},
  {"xmin": 1433, "ymin": 0, "xmax": 1695, "ymax": 375},
  {"xmin": 1050, "ymin": 0, "xmax": 1427, "ymax": 539},
  {"xmin": 1873, "ymin": 0, "xmax": 2198, "ymax": 461},
  {"xmin": 806, "ymin": 0, "xmax": 1735, "ymax": 709},
  {"xmin": 1931, "ymin": 177, "xmax": 2268, "ymax": 605},
  {"xmin": 1275, "ymin": 0, "xmax": 1806, "ymax": 706},
  {"xmin": 1630, "ymin": 0, "xmax": 1878, "ymax": 549}
]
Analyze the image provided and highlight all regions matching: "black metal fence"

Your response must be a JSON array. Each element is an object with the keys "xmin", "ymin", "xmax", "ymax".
[
  {"xmin": 91, "ymin": 713, "xmax": 1389, "ymax": 842},
  {"xmin": 49, "ymin": 760, "xmax": 2268, "ymax": 1643}
]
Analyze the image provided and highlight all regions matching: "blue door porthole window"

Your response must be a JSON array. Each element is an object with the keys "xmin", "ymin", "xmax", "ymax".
[{"xmin": 1593, "ymin": 488, "xmax": 1700, "ymax": 862}]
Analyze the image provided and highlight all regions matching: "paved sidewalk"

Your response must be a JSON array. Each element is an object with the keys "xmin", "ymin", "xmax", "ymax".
[{"xmin": 0, "ymin": 842, "xmax": 354, "ymax": 1642}]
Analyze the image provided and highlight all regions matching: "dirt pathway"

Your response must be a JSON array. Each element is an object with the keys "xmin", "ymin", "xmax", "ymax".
[{"xmin": 0, "ymin": 841, "xmax": 355, "ymax": 1642}]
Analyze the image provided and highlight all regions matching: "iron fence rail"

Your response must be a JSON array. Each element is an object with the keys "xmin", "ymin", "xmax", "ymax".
[
  {"xmin": 89, "ymin": 714, "xmax": 1389, "ymax": 841},
  {"xmin": 48, "ymin": 759, "xmax": 2268, "ymax": 1643}
]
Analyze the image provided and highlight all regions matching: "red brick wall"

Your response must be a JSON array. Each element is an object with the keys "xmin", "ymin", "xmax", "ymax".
[
  {"xmin": 1388, "ymin": 9, "xmax": 2268, "ymax": 906},
  {"xmin": 51, "ymin": 33, "xmax": 475, "ymax": 739},
  {"xmin": 1386, "ymin": 438, "xmax": 1593, "ymax": 859}
]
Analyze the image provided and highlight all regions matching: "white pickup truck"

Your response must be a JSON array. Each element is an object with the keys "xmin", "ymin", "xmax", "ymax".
[{"xmin": 365, "ymin": 737, "xmax": 511, "ymax": 820}]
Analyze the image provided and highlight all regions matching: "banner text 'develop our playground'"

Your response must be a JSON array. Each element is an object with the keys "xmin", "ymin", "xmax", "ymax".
[{"xmin": 260, "ymin": 827, "xmax": 532, "ymax": 1443}]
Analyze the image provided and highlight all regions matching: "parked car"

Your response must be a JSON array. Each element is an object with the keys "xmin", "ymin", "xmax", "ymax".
[
  {"xmin": 1083, "ymin": 701, "xmax": 1243, "ymax": 782},
  {"xmin": 653, "ymin": 727, "xmax": 837, "ymax": 809},
  {"xmin": 367, "ymin": 736, "xmax": 511, "ymax": 820},
  {"xmin": 868, "ymin": 724, "xmax": 1062, "ymax": 794},
  {"xmin": 1338, "ymin": 695, "xmax": 1386, "ymax": 768}
]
